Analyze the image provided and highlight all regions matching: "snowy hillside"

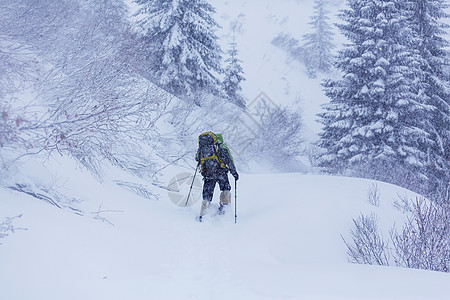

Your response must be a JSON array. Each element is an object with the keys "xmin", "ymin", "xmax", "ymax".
[
  {"xmin": 215, "ymin": 0, "xmax": 347, "ymax": 142},
  {"xmin": 1, "ymin": 0, "xmax": 449, "ymax": 299},
  {"xmin": 1, "ymin": 160, "xmax": 449, "ymax": 299}
]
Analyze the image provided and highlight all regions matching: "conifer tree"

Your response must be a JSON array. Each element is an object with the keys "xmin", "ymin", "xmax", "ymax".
[
  {"xmin": 135, "ymin": 0, "xmax": 223, "ymax": 101},
  {"xmin": 222, "ymin": 34, "xmax": 246, "ymax": 108},
  {"xmin": 318, "ymin": 0, "xmax": 431, "ymax": 186},
  {"xmin": 302, "ymin": 0, "xmax": 335, "ymax": 77},
  {"xmin": 407, "ymin": 0, "xmax": 450, "ymax": 200}
]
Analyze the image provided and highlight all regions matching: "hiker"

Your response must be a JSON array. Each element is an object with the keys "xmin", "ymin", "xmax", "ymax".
[{"xmin": 195, "ymin": 132, "xmax": 239, "ymax": 221}]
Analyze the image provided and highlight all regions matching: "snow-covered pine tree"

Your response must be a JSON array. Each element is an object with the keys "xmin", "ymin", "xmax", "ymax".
[
  {"xmin": 407, "ymin": 0, "xmax": 450, "ymax": 201},
  {"xmin": 222, "ymin": 34, "xmax": 246, "ymax": 108},
  {"xmin": 135, "ymin": 0, "xmax": 223, "ymax": 102},
  {"xmin": 302, "ymin": 0, "xmax": 335, "ymax": 77},
  {"xmin": 318, "ymin": 0, "xmax": 432, "ymax": 187}
]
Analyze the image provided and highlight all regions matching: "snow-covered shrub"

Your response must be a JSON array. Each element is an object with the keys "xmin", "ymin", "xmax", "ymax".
[
  {"xmin": 344, "ymin": 195, "xmax": 449, "ymax": 273},
  {"xmin": 0, "ymin": 0, "xmax": 42, "ymax": 166},
  {"xmin": 0, "ymin": 0, "xmax": 41, "ymax": 97},
  {"xmin": 367, "ymin": 183, "xmax": 380, "ymax": 207},
  {"xmin": 0, "ymin": 215, "xmax": 27, "ymax": 245},
  {"xmin": 304, "ymin": 144, "xmax": 322, "ymax": 172},
  {"xmin": 391, "ymin": 197, "xmax": 449, "ymax": 273},
  {"xmin": 0, "ymin": 0, "xmax": 172, "ymax": 179},
  {"xmin": 91, "ymin": 204, "xmax": 123, "ymax": 227},
  {"xmin": 8, "ymin": 182, "xmax": 83, "ymax": 214},
  {"xmin": 342, "ymin": 212, "xmax": 390, "ymax": 266},
  {"xmin": 251, "ymin": 106, "xmax": 304, "ymax": 172},
  {"xmin": 33, "ymin": 1, "xmax": 171, "ymax": 178},
  {"xmin": 0, "ymin": 102, "xmax": 20, "ymax": 153}
]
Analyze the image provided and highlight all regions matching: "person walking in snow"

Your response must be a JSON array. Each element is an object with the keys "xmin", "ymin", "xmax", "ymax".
[{"xmin": 195, "ymin": 132, "xmax": 239, "ymax": 222}]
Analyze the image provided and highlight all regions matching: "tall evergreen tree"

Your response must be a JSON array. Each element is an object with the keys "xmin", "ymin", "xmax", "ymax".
[
  {"xmin": 222, "ymin": 34, "xmax": 246, "ymax": 108},
  {"xmin": 318, "ymin": 0, "xmax": 432, "ymax": 186},
  {"xmin": 135, "ymin": 0, "xmax": 223, "ymax": 101},
  {"xmin": 302, "ymin": 0, "xmax": 335, "ymax": 77},
  {"xmin": 407, "ymin": 0, "xmax": 450, "ymax": 201}
]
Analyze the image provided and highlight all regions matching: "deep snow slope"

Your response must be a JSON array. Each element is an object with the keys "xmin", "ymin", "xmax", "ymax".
[{"xmin": 1, "ymin": 165, "xmax": 449, "ymax": 300}]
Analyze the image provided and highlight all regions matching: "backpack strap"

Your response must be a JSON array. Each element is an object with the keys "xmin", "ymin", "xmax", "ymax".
[{"xmin": 200, "ymin": 153, "xmax": 226, "ymax": 173}]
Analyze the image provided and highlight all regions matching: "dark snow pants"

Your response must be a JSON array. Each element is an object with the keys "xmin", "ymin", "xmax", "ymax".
[{"xmin": 202, "ymin": 172, "xmax": 231, "ymax": 202}]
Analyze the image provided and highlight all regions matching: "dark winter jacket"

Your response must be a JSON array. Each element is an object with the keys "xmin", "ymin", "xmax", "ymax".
[
  {"xmin": 195, "ymin": 143, "xmax": 238, "ymax": 180},
  {"xmin": 217, "ymin": 143, "xmax": 238, "ymax": 178}
]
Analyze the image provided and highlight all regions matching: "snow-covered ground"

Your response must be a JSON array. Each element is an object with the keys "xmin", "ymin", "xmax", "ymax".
[
  {"xmin": 2, "ymin": 1, "xmax": 449, "ymax": 299},
  {"xmin": 1, "ymin": 158, "xmax": 449, "ymax": 300}
]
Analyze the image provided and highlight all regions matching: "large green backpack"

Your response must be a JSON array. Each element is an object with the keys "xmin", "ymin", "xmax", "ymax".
[
  {"xmin": 197, "ymin": 132, "xmax": 227, "ymax": 177},
  {"xmin": 215, "ymin": 133, "xmax": 234, "ymax": 164}
]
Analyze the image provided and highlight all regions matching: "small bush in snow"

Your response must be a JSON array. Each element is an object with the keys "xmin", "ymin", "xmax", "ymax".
[
  {"xmin": 342, "ymin": 212, "xmax": 389, "ymax": 266},
  {"xmin": 393, "ymin": 193, "xmax": 413, "ymax": 213},
  {"xmin": 391, "ymin": 197, "xmax": 449, "ymax": 273},
  {"xmin": 344, "ymin": 195, "xmax": 449, "ymax": 273},
  {"xmin": 0, "ymin": 215, "xmax": 27, "ymax": 245},
  {"xmin": 367, "ymin": 183, "xmax": 380, "ymax": 207},
  {"xmin": 252, "ymin": 106, "xmax": 304, "ymax": 172},
  {"xmin": 91, "ymin": 205, "xmax": 123, "ymax": 227}
]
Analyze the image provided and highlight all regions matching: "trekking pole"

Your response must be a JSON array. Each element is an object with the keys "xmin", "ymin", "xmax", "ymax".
[
  {"xmin": 185, "ymin": 164, "xmax": 199, "ymax": 207},
  {"xmin": 234, "ymin": 179, "xmax": 237, "ymax": 223}
]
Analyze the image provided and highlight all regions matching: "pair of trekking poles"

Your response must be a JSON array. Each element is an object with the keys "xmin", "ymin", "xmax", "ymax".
[{"xmin": 185, "ymin": 164, "xmax": 238, "ymax": 223}]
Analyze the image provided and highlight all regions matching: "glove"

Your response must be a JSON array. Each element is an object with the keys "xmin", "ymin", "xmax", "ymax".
[{"xmin": 231, "ymin": 171, "xmax": 239, "ymax": 181}]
